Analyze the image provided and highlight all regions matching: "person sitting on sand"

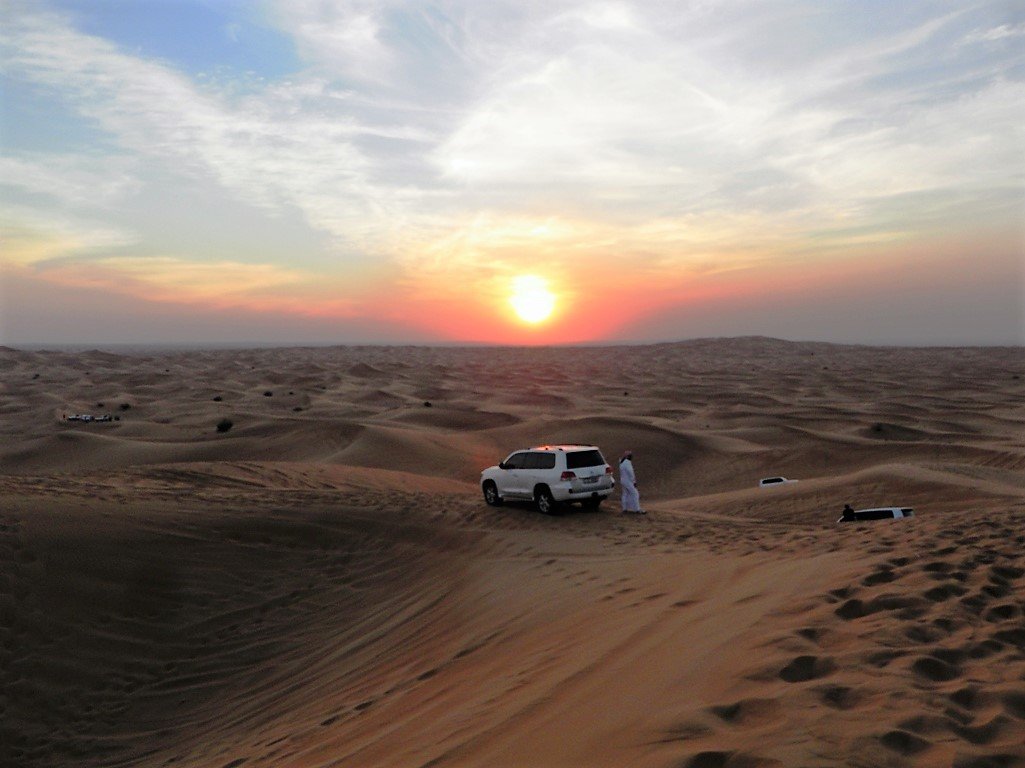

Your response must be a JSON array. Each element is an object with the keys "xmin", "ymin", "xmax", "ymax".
[
  {"xmin": 620, "ymin": 451, "xmax": 644, "ymax": 514},
  {"xmin": 841, "ymin": 503, "xmax": 855, "ymax": 521}
]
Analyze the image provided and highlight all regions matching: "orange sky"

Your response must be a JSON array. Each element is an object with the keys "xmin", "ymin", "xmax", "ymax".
[{"xmin": 1, "ymin": 2, "xmax": 1022, "ymax": 346}]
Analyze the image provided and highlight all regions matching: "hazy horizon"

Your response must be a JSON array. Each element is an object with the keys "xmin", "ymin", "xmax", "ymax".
[
  {"xmin": 2, "ymin": 1, "xmax": 1023, "ymax": 347},
  {"xmin": 6, "ymin": 334, "xmax": 1024, "ymax": 355}
]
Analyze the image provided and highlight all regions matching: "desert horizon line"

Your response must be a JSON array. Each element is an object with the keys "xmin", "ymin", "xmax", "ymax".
[{"xmin": 5, "ymin": 334, "xmax": 1024, "ymax": 355}]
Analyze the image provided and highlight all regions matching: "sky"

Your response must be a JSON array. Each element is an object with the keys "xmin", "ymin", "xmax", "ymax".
[{"xmin": 1, "ymin": 0, "xmax": 1023, "ymax": 346}]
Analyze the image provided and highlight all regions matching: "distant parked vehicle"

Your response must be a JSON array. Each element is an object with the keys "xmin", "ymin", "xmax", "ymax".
[
  {"xmin": 66, "ymin": 413, "xmax": 113, "ymax": 422},
  {"xmin": 481, "ymin": 445, "xmax": 615, "ymax": 514},
  {"xmin": 759, "ymin": 476, "xmax": 797, "ymax": 487},
  {"xmin": 837, "ymin": 507, "xmax": 915, "ymax": 523}
]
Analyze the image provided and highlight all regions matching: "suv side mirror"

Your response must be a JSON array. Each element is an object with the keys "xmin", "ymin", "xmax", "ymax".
[{"xmin": 498, "ymin": 462, "xmax": 508, "ymax": 470}]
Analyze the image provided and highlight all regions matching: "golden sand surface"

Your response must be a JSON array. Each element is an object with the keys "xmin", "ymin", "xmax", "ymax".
[{"xmin": 1, "ymin": 338, "xmax": 1023, "ymax": 767}]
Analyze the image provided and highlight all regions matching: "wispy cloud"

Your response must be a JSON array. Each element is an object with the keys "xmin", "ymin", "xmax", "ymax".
[
  {"xmin": 2, "ymin": 7, "xmax": 413, "ymax": 252},
  {"xmin": 0, "ymin": 205, "xmax": 139, "ymax": 266},
  {"xmin": 960, "ymin": 22, "xmax": 1025, "ymax": 46},
  {"xmin": 0, "ymin": 153, "xmax": 141, "ymax": 210},
  {"xmin": 23, "ymin": 254, "xmax": 372, "ymax": 318}
]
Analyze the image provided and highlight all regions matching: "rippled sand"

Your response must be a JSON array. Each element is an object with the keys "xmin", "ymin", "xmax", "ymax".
[{"xmin": 2, "ymin": 339, "xmax": 1023, "ymax": 767}]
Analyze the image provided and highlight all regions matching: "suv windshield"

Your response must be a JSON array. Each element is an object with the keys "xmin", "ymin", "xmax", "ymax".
[{"xmin": 566, "ymin": 450, "xmax": 605, "ymax": 469}]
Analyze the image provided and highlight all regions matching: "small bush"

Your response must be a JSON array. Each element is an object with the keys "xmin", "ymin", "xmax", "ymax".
[
  {"xmin": 212, "ymin": 395, "xmax": 223, "ymax": 402},
  {"xmin": 263, "ymin": 391, "xmax": 273, "ymax": 397},
  {"xmin": 119, "ymin": 403, "xmax": 131, "ymax": 410},
  {"xmin": 423, "ymin": 401, "xmax": 432, "ymax": 408},
  {"xmin": 216, "ymin": 418, "xmax": 233, "ymax": 433},
  {"xmin": 292, "ymin": 406, "xmax": 303, "ymax": 412}
]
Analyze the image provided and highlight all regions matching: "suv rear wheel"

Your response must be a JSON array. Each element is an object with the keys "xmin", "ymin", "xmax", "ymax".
[
  {"xmin": 482, "ymin": 481, "xmax": 502, "ymax": 506},
  {"xmin": 535, "ymin": 486, "xmax": 558, "ymax": 515}
]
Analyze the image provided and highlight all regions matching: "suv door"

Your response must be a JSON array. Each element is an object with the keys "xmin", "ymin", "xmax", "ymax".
[
  {"xmin": 500, "ymin": 451, "xmax": 530, "ymax": 498},
  {"xmin": 523, "ymin": 451, "xmax": 556, "ymax": 497}
]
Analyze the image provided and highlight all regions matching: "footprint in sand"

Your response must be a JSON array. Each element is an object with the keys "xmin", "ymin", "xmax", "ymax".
[
  {"xmin": 814, "ymin": 684, "xmax": 861, "ymax": 710},
  {"xmin": 983, "ymin": 604, "xmax": 1020, "ymax": 622},
  {"xmin": 708, "ymin": 698, "xmax": 781, "ymax": 727},
  {"xmin": 923, "ymin": 582, "xmax": 969, "ymax": 602},
  {"xmin": 678, "ymin": 749, "xmax": 780, "ymax": 768},
  {"xmin": 910, "ymin": 654, "xmax": 961, "ymax": 683},
  {"xmin": 878, "ymin": 729, "xmax": 931, "ymax": 756},
  {"xmin": 862, "ymin": 567, "xmax": 897, "ymax": 586},
  {"xmin": 778, "ymin": 655, "xmax": 834, "ymax": 683},
  {"xmin": 953, "ymin": 715, "xmax": 1016, "ymax": 746}
]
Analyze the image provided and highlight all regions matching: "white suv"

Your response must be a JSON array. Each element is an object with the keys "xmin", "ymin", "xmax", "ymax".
[
  {"xmin": 838, "ymin": 507, "xmax": 915, "ymax": 523},
  {"xmin": 481, "ymin": 445, "xmax": 615, "ymax": 514}
]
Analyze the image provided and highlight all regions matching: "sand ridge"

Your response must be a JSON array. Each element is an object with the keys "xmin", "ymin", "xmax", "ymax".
[{"xmin": 1, "ymin": 338, "xmax": 1023, "ymax": 767}]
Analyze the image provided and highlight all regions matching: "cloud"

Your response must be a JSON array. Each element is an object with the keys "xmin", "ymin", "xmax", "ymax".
[
  {"xmin": 20, "ymin": 254, "xmax": 372, "ymax": 318},
  {"xmin": 960, "ymin": 23, "xmax": 1025, "ymax": 46},
  {"xmin": 6, "ymin": 1, "xmax": 1019, "ymax": 256},
  {"xmin": 1, "ymin": 7, "xmax": 414, "ymax": 252},
  {"xmin": 432, "ymin": 2, "xmax": 1022, "ymax": 249},
  {"xmin": 0, "ymin": 153, "xmax": 141, "ymax": 210},
  {"xmin": 0, "ymin": 204, "xmax": 139, "ymax": 266},
  {"xmin": 270, "ymin": 0, "xmax": 393, "ymax": 82}
]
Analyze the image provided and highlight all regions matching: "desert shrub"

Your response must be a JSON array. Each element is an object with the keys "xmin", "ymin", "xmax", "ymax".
[
  {"xmin": 212, "ymin": 395, "xmax": 223, "ymax": 402},
  {"xmin": 263, "ymin": 391, "xmax": 273, "ymax": 397},
  {"xmin": 119, "ymin": 403, "xmax": 131, "ymax": 410},
  {"xmin": 292, "ymin": 406, "xmax": 303, "ymax": 412},
  {"xmin": 423, "ymin": 401, "xmax": 432, "ymax": 408},
  {"xmin": 216, "ymin": 418, "xmax": 233, "ymax": 433}
]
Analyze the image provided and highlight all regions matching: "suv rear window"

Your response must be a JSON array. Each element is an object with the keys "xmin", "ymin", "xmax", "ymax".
[{"xmin": 566, "ymin": 450, "xmax": 605, "ymax": 469}]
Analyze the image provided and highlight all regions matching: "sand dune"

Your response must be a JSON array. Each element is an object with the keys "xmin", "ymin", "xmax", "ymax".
[{"xmin": 2, "ymin": 339, "xmax": 1023, "ymax": 767}]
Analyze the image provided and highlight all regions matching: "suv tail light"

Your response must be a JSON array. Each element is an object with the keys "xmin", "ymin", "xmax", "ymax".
[
  {"xmin": 560, "ymin": 471, "xmax": 576, "ymax": 481},
  {"xmin": 605, "ymin": 465, "xmax": 613, "ymax": 474}
]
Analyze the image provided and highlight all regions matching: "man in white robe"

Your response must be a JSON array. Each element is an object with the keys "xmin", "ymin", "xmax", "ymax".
[{"xmin": 619, "ymin": 451, "xmax": 643, "ymax": 514}]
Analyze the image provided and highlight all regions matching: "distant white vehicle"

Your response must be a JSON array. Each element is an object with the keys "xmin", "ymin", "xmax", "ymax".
[
  {"xmin": 838, "ymin": 507, "xmax": 915, "ymax": 523},
  {"xmin": 759, "ymin": 476, "xmax": 797, "ymax": 487},
  {"xmin": 66, "ymin": 413, "xmax": 113, "ymax": 423}
]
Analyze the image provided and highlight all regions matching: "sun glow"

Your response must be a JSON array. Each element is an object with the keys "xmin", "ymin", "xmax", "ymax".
[{"xmin": 509, "ymin": 275, "xmax": 556, "ymax": 324}]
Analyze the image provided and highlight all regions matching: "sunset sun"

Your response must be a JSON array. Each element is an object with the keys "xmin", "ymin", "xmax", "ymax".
[{"xmin": 509, "ymin": 275, "xmax": 556, "ymax": 324}]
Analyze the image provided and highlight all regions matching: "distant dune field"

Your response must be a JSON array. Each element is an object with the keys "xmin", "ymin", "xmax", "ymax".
[{"xmin": 2, "ymin": 339, "xmax": 1024, "ymax": 767}]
